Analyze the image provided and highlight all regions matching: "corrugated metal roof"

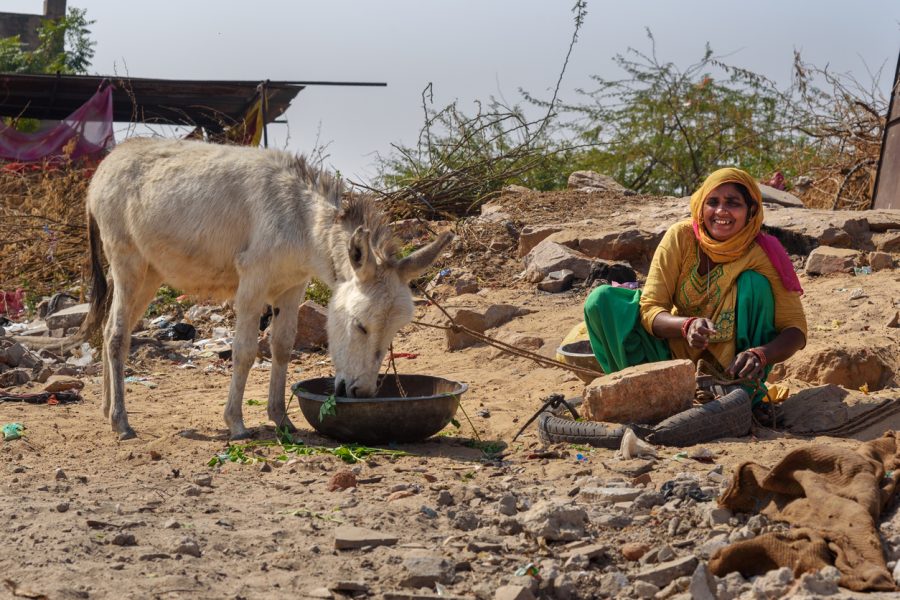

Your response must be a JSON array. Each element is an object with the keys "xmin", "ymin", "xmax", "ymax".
[{"xmin": 0, "ymin": 73, "xmax": 310, "ymax": 131}]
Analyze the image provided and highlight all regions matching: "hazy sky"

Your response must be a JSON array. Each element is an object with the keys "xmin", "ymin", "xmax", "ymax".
[{"xmin": 7, "ymin": 1, "xmax": 900, "ymax": 184}]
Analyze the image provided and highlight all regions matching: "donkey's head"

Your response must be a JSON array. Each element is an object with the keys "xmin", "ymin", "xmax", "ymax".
[{"xmin": 328, "ymin": 221, "xmax": 452, "ymax": 398}]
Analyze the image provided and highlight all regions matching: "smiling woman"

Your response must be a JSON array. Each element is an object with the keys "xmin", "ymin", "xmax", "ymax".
[{"xmin": 582, "ymin": 167, "xmax": 808, "ymax": 405}]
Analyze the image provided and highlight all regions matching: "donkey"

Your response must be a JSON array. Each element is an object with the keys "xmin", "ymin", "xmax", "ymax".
[{"xmin": 81, "ymin": 138, "xmax": 451, "ymax": 440}]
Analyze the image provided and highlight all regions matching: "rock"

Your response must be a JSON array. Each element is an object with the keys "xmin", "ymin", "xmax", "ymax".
[
  {"xmin": 688, "ymin": 562, "xmax": 716, "ymax": 600},
  {"xmin": 54, "ymin": 468, "xmax": 67, "ymax": 481},
  {"xmin": 294, "ymin": 300, "xmax": 328, "ymax": 350},
  {"xmin": 479, "ymin": 204, "xmax": 512, "ymax": 223},
  {"xmin": 497, "ymin": 494, "xmax": 517, "ymax": 516},
  {"xmin": 523, "ymin": 240, "xmax": 599, "ymax": 281},
  {"xmin": 579, "ymin": 486, "xmax": 643, "ymax": 503},
  {"xmin": 174, "ymin": 538, "xmax": 202, "ymax": 557},
  {"xmin": 303, "ymin": 588, "xmax": 333, "ymax": 599},
  {"xmin": 622, "ymin": 542, "xmax": 650, "ymax": 561},
  {"xmin": 537, "ymin": 269, "xmax": 574, "ymax": 293},
  {"xmin": 804, "ymin": 246, "xmax": 860, "ymax": 275},
  {"xmin": 328, "ymin": 581, "xmax": 370, "ymax": 594},
  {"xmin": 874, "ymin": 230, "xmax": 900, "ymax": 252},
  {"xmin": 632, "ymin": 580, "xmax": 659, "ymax": 599},
  {"xmin": 45, "ymin": 303, "xmax": 90, "ymax": 331},
  {"xmin": 502, "ymin": 184, "xmax": 532, "ymax": 195},
  {"xmin": 567, "ymin": 170, "xmax": 627, "ymax": 193},
  {"xmin": 549, "ymin": 228, "xmax": 662, "ymax": 264},
  {"xmin": 594, "ymin": 514, "xmax": 632, "ymax": 529},
  {"xmin": 633, "ymin": 491, "xmax": 666, "ymax": 509},
  {"xmin": 598, "ymin": 571, "xmax": 629, "ymax": 596},
  {"xmin": 327, "ymin": 470, "xmax": 357, "ymax": 491},
  {"xmin": 750, "ymin": 566, "xmax": 794, "ymax": 598},
  {"xmin": 42, "ymin": 375, "xmax": 84, "ymax": 393},
  {"xmin": 796, "ymin": 566, "xmax": 840, "ymax": 595},
  {"xmin": 0, "ymin": 368, "xmax": 31, "ymax": 387},
  {"xmin": 494, "ymin": 585, "xmax": 535, "ymax": 600},
  {"xmin": 333, "ymin": 526, "xmax": 399, "ymax": 550},
  {"xmin": 758, "ymin": 184, "xmax": 805, "ymax": 208},
  {"xmin": 429, "ymin": 296, "xmax": 532, "ymax": 351},
  {"xmin": 56, "ymin": 501, "xmax": 70, "ymax": 513},
  {"xmin": 869, "ymin": 251, "xmax": 895, "ymax": 271},
  {"xmin": 0, "ymin": 342, "xmax": 29, "ymax": 367},
  {"xmin": 633, "ymin": 555, "xmax": 698, "ymax": 588},
  {"xmin": 559, "ymin": 543, "xmax": 606, "ymax": 564},
  {"xmin": 519, "ymin": 500, "xmax": 588, "ymax": 542},
  {"xmin": 436, "ymin": 490, "xmax": 454, "ymax": 506},
  {"xmin": 450, "ymin": 511, "xmax": 480, "ymax": 531},
  {"xmin": 783, "ymin": 347, "xmax": 891, "ymax": 391},
  {"xmin": 582, "ymin": 359, "xmax": 694, "ymax": 424},
  {"xmin": 400, "ymin": 550, "xmax": 454, "ymax": 588},
  {"xmin": 191, "ymin": 473, "xmax": 213, "ymax": 488},
  {"xmin": 517, "ymin": 225, "xmax": 564, "ymax": 258},
  {"xmin": 705, "ymin": 506, "xmax": 732, "ymax": 527},
  {"xmin": 716, "ymin": 571, "xmax": 750, "ymax": 600},
  {"xmin": 762, "ymin": 209, "xmax": 868, "ymax": 253},
  {"xmin": 697, "ymin": 536, "xmax": 728, "ymax": 560},
  {"xmin": 111, "ymin": 532, "xmax": 136, "ymax": 546}
]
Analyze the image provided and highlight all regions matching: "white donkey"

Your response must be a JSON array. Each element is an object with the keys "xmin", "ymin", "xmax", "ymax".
[{"xmin": 81, "ymin": 138, "xmax": 451, "ymax": 440}]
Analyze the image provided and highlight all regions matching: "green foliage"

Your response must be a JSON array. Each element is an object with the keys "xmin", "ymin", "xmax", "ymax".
[
  {"xmin": 318, "ymin": 394, "xmax": 337, "ymax": 422},
  {"xmin": 304, "ymin": 278, "xmax": 332, "ymax": 306},
  {"xmin": 208, "ymin": 437, "xmax": 409, "ymax": 467},
  {"xmin": 145, "ymin": 285, "xmax": 184, "ymax": 317},
  {"xmin": 528, "ymin": 30, "xmax": 802, "ymax": 196},
  {"xmin": 0, "ymin": 7, "xmax": 95, "ymax": 75}
]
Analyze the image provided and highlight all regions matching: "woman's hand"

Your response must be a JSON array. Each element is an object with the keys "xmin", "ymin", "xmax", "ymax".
[
  {"xmin": 727, "ymin": 349, "xmax": 765, "ymax": 380},
  {"xmin": 685, "ymin": 318, "xmax": 716, "ymax": 349}
]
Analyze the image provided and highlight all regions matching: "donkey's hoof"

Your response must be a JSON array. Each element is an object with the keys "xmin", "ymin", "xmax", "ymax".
[
  {"xmin": 230, "ymin": 429, "xmax": 253, "ymax": 441},
  {"xmin": 118, "ymin": 428, "xmax": 137, "ymax": 441}
]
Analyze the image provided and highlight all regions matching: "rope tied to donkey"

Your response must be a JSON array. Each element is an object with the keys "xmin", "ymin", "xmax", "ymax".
[{"xmin": 410, "ymin": 284, "xmax": 605, "ymax": 380}]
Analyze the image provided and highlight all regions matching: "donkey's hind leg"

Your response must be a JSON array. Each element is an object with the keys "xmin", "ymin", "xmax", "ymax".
[
  {"xmin": 104, "ymin": 256, "xmax": 160, "ymax": 440},
  {"xmin": 224, "ymin": 280, "xmax": 267, "ymax": 440},
  {"xmin": 266, "ymin": 282, "xmax": 307, "ymax": 434}
]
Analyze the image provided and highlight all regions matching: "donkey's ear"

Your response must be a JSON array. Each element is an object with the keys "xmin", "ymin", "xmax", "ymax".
[
  {"xmin": 348, "ymin": 226, "xmax": 376, "ymax": 282},
  {"xmin": 397, "ymin": 231, "xmax": 454, "ymax": 282}
]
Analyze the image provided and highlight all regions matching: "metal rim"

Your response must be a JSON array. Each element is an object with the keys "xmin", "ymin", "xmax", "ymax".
[{"xmin": 293, "ymin": 375, "xmax": 468, "ymax": 405}]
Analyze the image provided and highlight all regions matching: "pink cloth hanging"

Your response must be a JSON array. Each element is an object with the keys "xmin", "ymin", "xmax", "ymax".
[{"xmin": 0, "ymin": 85, "xmax": 114, "ymax": 162}]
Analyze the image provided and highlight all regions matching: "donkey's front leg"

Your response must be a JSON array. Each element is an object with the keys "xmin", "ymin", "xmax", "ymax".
[
  {"xmin": 267, "ymin": 283, "xmax": 307, "ymax": 434},
  {"xmin": 224, "ymin": 291, "xmax": 266, "ymax": 440}
]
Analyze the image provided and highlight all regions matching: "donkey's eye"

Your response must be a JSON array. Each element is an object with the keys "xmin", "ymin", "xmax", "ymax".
[{"xmin": 355, "ymin": 321, "xmax": 368, "ymax": 335}]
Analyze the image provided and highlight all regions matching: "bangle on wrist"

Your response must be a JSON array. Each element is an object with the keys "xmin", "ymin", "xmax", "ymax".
[
  {"xmin": 681, "ymin": 317, "xmax": 697, "ymax": 339},
  {"xmin": 748, "ymin": 347, "xmax": 768, "ymax": 368}
]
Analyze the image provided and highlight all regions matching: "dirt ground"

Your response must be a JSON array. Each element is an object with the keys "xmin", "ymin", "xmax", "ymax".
[{"xmin": 1, "ymin": 189, "xmax": 899, "ymax": 600}]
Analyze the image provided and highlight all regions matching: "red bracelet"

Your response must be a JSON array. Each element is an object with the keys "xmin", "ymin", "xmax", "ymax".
[
  {"xmin": 747, "ymin": 347, "xmax": 768, "ymax": 368},
  {"xmin": 681, "ymin": 317, "xmax": 697, "ymax": 339}
]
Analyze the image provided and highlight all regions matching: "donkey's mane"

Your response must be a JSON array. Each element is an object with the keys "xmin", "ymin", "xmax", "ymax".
[
  {"xmin": 339, "ymin": 194, "xmax": 398, "ymax": 264},
  {"xmin": 291, "ymin": 155, "xmax": 342, "ymax": 209}
]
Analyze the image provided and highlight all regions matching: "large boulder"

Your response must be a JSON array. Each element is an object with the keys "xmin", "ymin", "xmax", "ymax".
[
  {"xmin": 583, "ymin": 359, "xmax": 695, "ymax": 424},
  {"xmin": 517, "ymin": 225, "xmax": 564, "ymax": 258},
  {"xmin": 425, "ymin": 294, "xmax": 532, "ymax": 351},
  {"xmin": 45, "ymin": 303, "xmax": 90, "ymax": 332},
  {"xmin": 804, "ymin": 247, "xmax": 861, "ymax": 276},
  {"xmin": 523, "ymin": 240, "xmax": 598, "ymax": 282},
  {"xmin": 294, "ymin": 301, "xmax": 328, "ymax": 350},
  {"xmin": 567, "ymin": 170, "xmax": 629, "ymax": 194}
]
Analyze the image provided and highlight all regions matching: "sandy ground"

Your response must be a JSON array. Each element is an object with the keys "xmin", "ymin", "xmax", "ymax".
[{"xmin": 1, "ymin": 190, "xmax": 899, "ymax": 600}]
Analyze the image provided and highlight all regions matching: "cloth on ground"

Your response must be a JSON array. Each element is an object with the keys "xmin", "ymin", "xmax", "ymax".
[{"xmin": 708, "ymin": 431, "xmax": 900, "ymax": 591}]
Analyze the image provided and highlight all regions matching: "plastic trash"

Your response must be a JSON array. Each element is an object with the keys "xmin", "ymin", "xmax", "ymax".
[
  {"xmin": 66, "ymin": 342, "xmax": 95, "ymax": 367},
  {"xmin": 2, "ymin": 422, "xmax": 24, "ymax": 441}
]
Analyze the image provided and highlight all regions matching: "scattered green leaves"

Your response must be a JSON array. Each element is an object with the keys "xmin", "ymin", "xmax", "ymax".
[
  {"xmin": 208, "ymin": 436, "xmax": 408, "ymax": 468},
  {"xmin": 245, "ymin": 399, "xmax": 264, "ymax": 406}
]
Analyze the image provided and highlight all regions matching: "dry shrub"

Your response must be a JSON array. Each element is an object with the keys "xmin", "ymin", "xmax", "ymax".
[{"xmin": 0, "ymin": 163, "xmax": 91, "ymax": 301}]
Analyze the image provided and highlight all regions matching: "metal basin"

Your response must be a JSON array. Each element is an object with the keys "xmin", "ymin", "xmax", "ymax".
[
  {"xmin": 294, "ymin": 374, "xmax": 467, "ymax": 444},
  {"xmin": 556, "ymin": 340, "xmax": 603, "ymax": 383}
]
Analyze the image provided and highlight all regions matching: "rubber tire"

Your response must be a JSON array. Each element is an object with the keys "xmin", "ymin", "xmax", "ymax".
[
  {"xmin": 537, "ymin": 412, "xmax": 626, "ymax": 449},
  {"xmin": 647, "ymin": 388, "xmax": 751, "ymax": 447}
]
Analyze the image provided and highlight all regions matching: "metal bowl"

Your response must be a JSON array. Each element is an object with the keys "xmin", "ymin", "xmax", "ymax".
[
  {"xmin": 556, "ymin": 340, "xmax": 604, "ymax": 383},
  {"xmin": 294, "ymin": 374, "xmax": 467, "ymax": 444}
]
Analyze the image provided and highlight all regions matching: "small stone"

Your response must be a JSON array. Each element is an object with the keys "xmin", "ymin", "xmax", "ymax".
[
  {"xmin": 436, "ymin": 490, "xmax": 455, "ymax": 506},
  {"xmin": 174, "ymin": 538, "xmax": 202, "ymax": 558},
  {"xmin": 579, "ymin": 486, "xmax": 643, "ymax": 503},
  {"xmin": 598, "ymin": 571, "xmax": 629, "ymax": 596},
  {"xmin": 54, "ymin": 468, "xmax": 67, "ymax": 481},
  {"xmin": 494, "ymin": 585, "xmax": 536, "ymax": 600},
  {"xmin": 333, "ymin": 526, "xmax": 398, "ymax": 550},
  {"xmin": 688, "ymin": 562, "xmax": 716, "ymax": 600},
  {"xmin": 632, "ymin": 580, "xmax": 659, "ymax": 599},
  {"xmin": 56, "ymin": 502, "xmax": 70, "ymax": 513},
  {"xmin": 258, "ymin": 461, "xmax": 272, "ymax": 473},
  {"xmin": 327, "ymin": 470, "xmax": 357, "ymax": 491},
  {"xmin": 705, "ymin": 506, "xmax": 732, "ymax": 527},
  {"xmin": 184, "ymin": 486, "xmax": 202, "ymax": 497},
  {"xmin": 111, "ymin": 532, "xmax": 136, "ymax": 547},
  {"xmin": 657, "ymin": 545, "xmax": 675, "ymax": 562},
  {"xmin": 622, "ymin": 542, "xmax": 650, "ymax": 561},
  {"xmin": 191, "ymin": 473, "xmax": 213, "ymax": 487},
  {"xmin": 148, "ymin": 450, "xmax": 162, "ymax": 461},
  {"xmin": 163, "ymin": 519, "xmax": 181, "ymax": 529},
  {"xmin": 400, "ymin": 550, "xmax": 454, "ymax": 588},
  {"xmin": 497, "ymin": 494, "xmax": 517, "ymax": 516},
  {"xmin": 634, "ymin": 555, "xmax": 698, "ymax": 588}
]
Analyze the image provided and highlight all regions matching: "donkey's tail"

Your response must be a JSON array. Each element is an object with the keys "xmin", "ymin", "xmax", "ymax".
[
  {"xmin": 12, "ymin": 208, "xmax": 110, "ymax": 352},
  {"xmin": 77, "ymin": 209, "xmax": 110, "ymax": 340}
]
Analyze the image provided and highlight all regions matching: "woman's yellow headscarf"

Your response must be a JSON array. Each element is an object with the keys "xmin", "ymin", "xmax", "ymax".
[{"xmin": 689, "ymin": 167, "xmax": 764, "ymax": 263}]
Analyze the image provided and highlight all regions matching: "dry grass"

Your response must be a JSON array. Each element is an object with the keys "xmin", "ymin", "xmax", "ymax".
[{"xmin": 0, "ymin": 163, "xmax": 92, "ymax": 303}]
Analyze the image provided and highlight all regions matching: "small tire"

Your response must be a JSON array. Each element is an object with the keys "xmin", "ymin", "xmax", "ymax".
[
  {"xmin": 537, "ymin": 413, "xmax": 626, "ymax": 449},
  {"xmin": 647, "ymin": 388, "xmax": 751, "ymax": 447}
]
